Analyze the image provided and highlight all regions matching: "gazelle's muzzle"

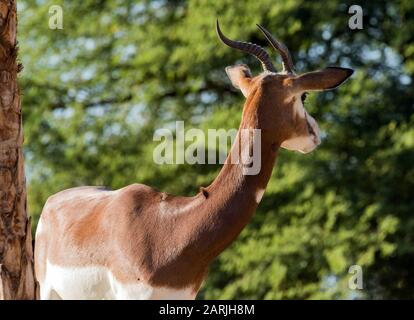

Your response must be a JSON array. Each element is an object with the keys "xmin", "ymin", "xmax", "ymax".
[{"xmin": 281, "ymin": 112, "xmax": 321, "ymax": 154}]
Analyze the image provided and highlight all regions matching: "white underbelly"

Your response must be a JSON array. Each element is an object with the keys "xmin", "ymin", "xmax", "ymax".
[{"xmin": 41, "ymin": 261, "xmax": 196, "ymax": 300}]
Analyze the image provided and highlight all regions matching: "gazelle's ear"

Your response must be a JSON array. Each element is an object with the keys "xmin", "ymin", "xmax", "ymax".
[
  {"xmin": 225, "ymin": 64, "xmax": 252, "ymax": 97},
  {"xmin": 292, "ymin": 67, "xmax": 353, "ymax": 92}
]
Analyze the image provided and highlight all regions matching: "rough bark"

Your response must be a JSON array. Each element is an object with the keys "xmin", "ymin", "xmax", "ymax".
[{"xmin": 0, "ymin": 0, "xmax": 36, "ymax": 300}]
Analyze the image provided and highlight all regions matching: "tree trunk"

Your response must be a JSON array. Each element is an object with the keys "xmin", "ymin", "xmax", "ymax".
[{"xmin": 0, "ymin": 0, "xmax": 36, "ymax": 300}]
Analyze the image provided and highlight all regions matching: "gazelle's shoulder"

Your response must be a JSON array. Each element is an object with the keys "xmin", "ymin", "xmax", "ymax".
[{"xmin": 115, "ymin": 183, "xmax": 162, "ymax": 202}]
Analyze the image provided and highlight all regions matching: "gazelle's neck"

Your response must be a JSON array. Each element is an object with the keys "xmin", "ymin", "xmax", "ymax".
[
  {"xmin": 188, "ymin": 99, "xmax": 280, "ymax": 263},
  {"xmin": 151, "ymin": 90, "xmax": 282, "ymax": 291}
]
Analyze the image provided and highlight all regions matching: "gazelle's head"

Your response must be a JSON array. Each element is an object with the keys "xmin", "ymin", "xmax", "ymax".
[{"xmin": 217, "ymin": 21, "xmax": 353, "ymax": 154}]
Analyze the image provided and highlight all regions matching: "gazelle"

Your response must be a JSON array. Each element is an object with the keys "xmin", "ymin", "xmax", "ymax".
[{"xmin": 34, "ymin": 21, "xmax": 353, "ymax": 300}]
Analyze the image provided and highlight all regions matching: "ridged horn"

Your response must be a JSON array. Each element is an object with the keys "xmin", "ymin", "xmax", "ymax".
[
  {"xmin": 256, "ymin": 24, "xmax": 295, "ymax": 74},
  {"xmin": 216, "ymin": 20, "xmax": 276, "ymax": 72}
]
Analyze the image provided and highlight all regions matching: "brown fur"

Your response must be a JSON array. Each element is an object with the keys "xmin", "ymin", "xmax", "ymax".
[{"xmin": 35, "ymin": 66, "xmax": 352, "ymax": 294}]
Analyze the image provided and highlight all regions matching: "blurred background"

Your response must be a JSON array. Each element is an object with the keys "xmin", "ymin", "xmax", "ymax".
[{"xmin": 18, "ymin": 0, "xmax": 413, "ymax": 299}]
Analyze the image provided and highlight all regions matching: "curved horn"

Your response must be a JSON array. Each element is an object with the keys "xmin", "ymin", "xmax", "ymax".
[
  {"xmin": 256, "ymin": 24, "xmax": 295, "ymax": 74},
  {"xmin": 216, "ymin": 20, "xmax": 276, "ymax": 72}
]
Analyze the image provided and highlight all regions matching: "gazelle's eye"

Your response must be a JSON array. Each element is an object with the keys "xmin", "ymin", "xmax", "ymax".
[{"xmin": 301, "ymin": 92, "xmax": 308, "ymax": 103}]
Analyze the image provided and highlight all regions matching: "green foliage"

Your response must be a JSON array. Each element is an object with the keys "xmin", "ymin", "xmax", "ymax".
[{"xmin": 18, "ymin": 0, "xmax": 414, "ymax": 298}]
